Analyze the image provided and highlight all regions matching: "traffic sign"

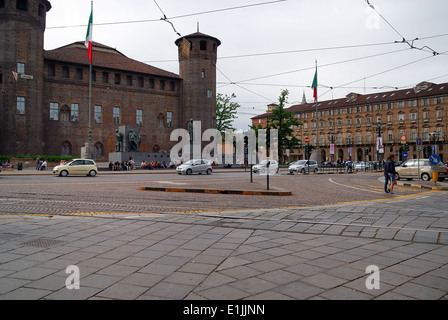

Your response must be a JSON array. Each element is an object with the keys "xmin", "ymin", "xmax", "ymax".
[
  {"xmin": 429, "ymin": 154, "xmax": 441, "ymax": 165},
  {"xmin": 416, "ymin": 137, "xmax": 422, "ymax": 146},
  {"xmin": 403, "ymin": 152, "xmax": 408, "ymax": 158},
  {"xmin": 304, "ymin": 137, "xmax": 310, "ymax": 144},
  {"xmin": 400, "ymin": 134, "xmax": 407, "ymax": 143}
]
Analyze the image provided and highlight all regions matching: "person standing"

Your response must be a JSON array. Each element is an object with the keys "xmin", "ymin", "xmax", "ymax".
[{"xmin": 384, "ymin": 155, "xmax": 397, "ymax": 194}]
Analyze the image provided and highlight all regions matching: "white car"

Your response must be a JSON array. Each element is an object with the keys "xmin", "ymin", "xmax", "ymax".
[
  {"xmin": 53, "ymin": 159, "xmax": 98, "ymax": 177},
  {"xmin": 252, "ymin": 160, "xmax": 279, "ymax": 174},
  {"xmin": 288, "ymin": 160, "xmax": 318, "ymax": 174},
  {"xmin": 176, "ymin": 159, "xmax": 213, "ymax": 175}
]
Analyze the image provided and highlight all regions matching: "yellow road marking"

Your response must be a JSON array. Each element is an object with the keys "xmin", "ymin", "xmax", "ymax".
[{"xmin": 0, "ymin": 190, "xmax": 438, "ymax": 218}]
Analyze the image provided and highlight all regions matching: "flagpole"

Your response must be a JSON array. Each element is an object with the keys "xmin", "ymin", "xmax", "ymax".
[
  {"xmin": 85, "ymin": 1, "xmax": 93, "ymax": 159},
  {"xmin": 315, "ymin": 60, "xmax": 320, "ymax": 162}
]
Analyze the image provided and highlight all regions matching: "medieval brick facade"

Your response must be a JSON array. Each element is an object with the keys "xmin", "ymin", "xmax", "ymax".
[{"xmin": 0, "ymin": 0, "xmax": 220, "ymax": 160}]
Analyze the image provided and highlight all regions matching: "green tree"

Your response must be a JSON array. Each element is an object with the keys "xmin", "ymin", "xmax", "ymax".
[
  {"xmin": 266, "ymin": 89, "xmax": 301, "ymax": 163},
  {"xmin": 216, "ymin": 93, "xmax": 240, "ymax": 134}
]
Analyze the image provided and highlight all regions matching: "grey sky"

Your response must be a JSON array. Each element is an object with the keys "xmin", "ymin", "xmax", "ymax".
[{"xmin": 45, "ymin": 0, "xmax": 448, "ymax": 130}]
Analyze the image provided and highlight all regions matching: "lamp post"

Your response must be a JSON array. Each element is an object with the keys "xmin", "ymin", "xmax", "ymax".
[
  {"xmin": 346, "ymin": 135, "xmax": 353, "ymax": 161},
  {"xmin": 373, "ymin": 121, "xmax": 387, "ymax": 162},
  {"xmin": 429, "ymin": 131, "xmax": 438, "ymax": 155},
  {"xmin": 327, "ymin": 130, "xmax": 335, "ymax": 163}
]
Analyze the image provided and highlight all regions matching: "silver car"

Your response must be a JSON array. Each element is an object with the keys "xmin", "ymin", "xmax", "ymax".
[
  {"xmin": 252, "ymin": 160, "xmax": 279, "ymax": 174},
  {"xmin": 288, "ymin": 160, "xmax": 318, "ymax": 174},
  {"xmin": 395, "ymin": 159, "xmax": 447, "ymax": 181},
  {"xmin": 176, "ymin": 159, "xmax": 213, "ymax": 175}
]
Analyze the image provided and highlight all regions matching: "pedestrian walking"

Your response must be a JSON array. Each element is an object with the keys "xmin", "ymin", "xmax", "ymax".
[{"xmin": 384, "ymin": 155, "xmax": 397, "ymax": 194}]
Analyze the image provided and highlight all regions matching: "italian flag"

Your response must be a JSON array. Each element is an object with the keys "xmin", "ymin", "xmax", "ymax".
[
  {"xmin": 85, "ymin": 8, "xmax": 93, "ymax": 64},
  {"xmin": 311, "ymin": 66, "xmax": 318, "ymax": 102}
]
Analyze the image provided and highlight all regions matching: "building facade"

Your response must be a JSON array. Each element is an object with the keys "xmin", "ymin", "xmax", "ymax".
[
  {"xmin": 0, "ymin": 0, "xmax": 220, "ymax": 159},
  {"xmin": 252, "ymin": 82, "xmax": 448, "ymax": 163}
]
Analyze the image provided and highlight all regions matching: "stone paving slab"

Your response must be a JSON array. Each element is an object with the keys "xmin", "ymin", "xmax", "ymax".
[{"xmin": 0, "ymin": 190, "xmax": 447, "ymax": 302}]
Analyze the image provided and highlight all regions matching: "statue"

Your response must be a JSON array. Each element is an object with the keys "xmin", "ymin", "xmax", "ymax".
[
  {"xmin": 115, "ymin": 129, "xmax": 122, "ymax": 152},
  {"xmin": 187, "ymin": 118, "xmax": 193, "ymax": 141},
  {"xmin": 128, "ymin": 129, "xmax": 139, "ymax": 152}
]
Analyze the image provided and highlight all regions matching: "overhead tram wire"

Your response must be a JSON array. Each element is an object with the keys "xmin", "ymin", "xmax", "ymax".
[
  {"xmin": 153, "ymin": 0, "xmax": 181, "ymax": 36},
  {"xmin": 43, "ymin": 0, "xmax": 287, "ymax": 31},
  {"xmin": 365, "ymin": 0, "xmax": 440, "ymax": 56},
  {"xmin": 234, "ymin": 47, "xmax": 410, "ymax": 84},
  {"xmin": 215, "ymin": 65, "xmax": 273, "ymax": 103},
  {"xmin": 218, "ymin": 41, "xmax": 397, "ymax": 60},
  {"xmin": 218, "ymin": 48, "xmax": 447, "ymax": 106},
  {"xmin": 318, "ymin": 49, "xmax": 448, "ymax": 100}
]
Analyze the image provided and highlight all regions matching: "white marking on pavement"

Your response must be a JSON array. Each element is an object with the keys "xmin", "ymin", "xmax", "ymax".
[
  {"xmin": 153, "ymin": 181, "xmax": 187, "ymax": 185},
  {"xmin": 328, "ymin": 178, "xmax": 384, "ymax": 194}
]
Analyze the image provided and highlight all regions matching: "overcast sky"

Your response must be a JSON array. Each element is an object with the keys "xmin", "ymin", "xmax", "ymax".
[{"xmin": 44, "ymin": 0, "xmax": 448, "ymax": 130}]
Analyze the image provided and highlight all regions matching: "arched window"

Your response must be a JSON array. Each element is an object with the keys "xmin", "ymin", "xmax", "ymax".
[
  {"xmin": 17, "ymin": 0, "xmax": 28, "ymax": 11},
  {"xmin": 61, "ymin": 105, "xmax": 70, "ymax": 122},
  {"xmin": 94, "ymin": 142, "xmax": 104, "ymax": 158},
  {"xmin": 61, "ymin": 141, "xmax": 72, "ymax": 156},
  {"xmin": 157, "ymin": 113, "xmax": 165, "ymax": 128}
]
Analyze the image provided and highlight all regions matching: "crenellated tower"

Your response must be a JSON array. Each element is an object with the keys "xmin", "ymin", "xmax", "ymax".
[
  {"xmin": 175, "ymin": 31, "xmax": 221, "ymax": 131},
  {"xmin": 0, "ymin": 0, "xmax": 51, "ymax": 155}
]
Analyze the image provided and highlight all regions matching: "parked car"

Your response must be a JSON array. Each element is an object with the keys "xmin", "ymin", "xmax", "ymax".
[
  {"xmin": 176, "ymin": 159, "xmax": 212, "ymax": 175},
  {"xmin": 53, "ymin": 159, "xmax": 98, "ymax": 177},
  {"xmin": 252, "ymin": 160, "xmax": 279, "ymax": 174},
  {"xmin": 395, "ymin": 159, "xmax": 447, "ymax": 182},
  {"xmin": 353, "ymin": 161, "xmax": 375, "ymax": 171},
  {"xmin": 288, "ymin": 160, "xmax": 318, "ymax": 174}
]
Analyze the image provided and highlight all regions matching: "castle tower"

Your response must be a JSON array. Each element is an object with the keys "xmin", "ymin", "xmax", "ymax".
[
  {"xmin": 175, "ymin": 31, "xmax": 221, "ymax": 131},
  {"xmin": 0, "ymin": 0, "xmax": 51, "ymax": 155}
]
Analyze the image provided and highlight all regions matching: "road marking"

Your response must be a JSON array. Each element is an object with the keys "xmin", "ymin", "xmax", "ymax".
[
  {"xmin": 328, "ymin": 178, "xmax": 384, "ymax": 194},
  {"xmin": 153, "ymin": 181, "xmax": 187, "ymax": 185}
]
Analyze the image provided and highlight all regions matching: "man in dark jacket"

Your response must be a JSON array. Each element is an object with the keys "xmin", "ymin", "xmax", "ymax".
[{"xmin": 384, "ymin": 155, "xmax": 397, "ymax": 194}]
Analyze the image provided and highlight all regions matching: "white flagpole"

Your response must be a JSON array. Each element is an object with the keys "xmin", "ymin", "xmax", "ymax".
[
  {"xmin": 315, "ymin": 60, "xmax": 319, "ymax": 154},
  {"xmin": 86, "ymin": 1, "xmax": 93, "ymax": 159}
]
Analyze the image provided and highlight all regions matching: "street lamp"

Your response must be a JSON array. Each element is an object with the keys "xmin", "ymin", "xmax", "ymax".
[
  {"xmin": 373, "ymin": 121, "xmax": 387, "ymax": 162},
  {"xmin": 346, "ymin": 135, "xmax": 353, "ymax": 161},
  {"xmin": 327, "ymin": 130, "xmax": 335, "ymax": 163},
  {"xmin": 429, "ymin": 131, "xmax": 438, "ymax": 155}
]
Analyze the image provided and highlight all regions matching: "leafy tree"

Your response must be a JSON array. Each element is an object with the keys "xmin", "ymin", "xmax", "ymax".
[
  {"xmin": 266, "ymin": 89, "xmax": 301, "ymax": 162},
  {"xmin": 216, "ymin": 93, "xmax": 240, "ymax": 134}
]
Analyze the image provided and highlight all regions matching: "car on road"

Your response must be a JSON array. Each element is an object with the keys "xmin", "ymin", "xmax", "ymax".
[
  {"xmin": 353, "ymin": 161, "xmax": 375, "ymax": 171},
  {"xmin": 252, "ymin": 160, "xmax": 279, "ymax": 174},
  {"xmin": 176, "ymin": 159, "xmax": 213, "ymax": 175},
  {"xmin": 395, "ymin": 159, "xmax": 447, "ymax": 182},
  {"xmin": 288, "ymin": 160, "xmax": 318, "ymax": 174},
  {"xmin": 53, "ymin": 159, "xmax": 98, "ymax": 177}
]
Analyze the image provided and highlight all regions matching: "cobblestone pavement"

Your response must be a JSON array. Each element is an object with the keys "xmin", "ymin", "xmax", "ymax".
[
  {"xmin": 0, "ymin": 168, "xmax": 437, "ymax": 215},
  {"xmin": 0, "ymin": 170, "xmax": 447, "ymax": 301}
]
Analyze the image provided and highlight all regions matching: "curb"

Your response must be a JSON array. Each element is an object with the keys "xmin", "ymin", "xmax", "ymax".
[
  {"xmin": 396, "ymin": 181, "xmax": 448, "ymax": 191},
  {"xmin": 138, "ymin": 186, "xmax": 292, "ymax": 196}
]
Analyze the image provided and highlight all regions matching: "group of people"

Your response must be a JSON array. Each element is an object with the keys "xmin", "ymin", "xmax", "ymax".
[
  {"xmin": 108, "ymin": 159, "xmax": 175, "ymax": 171},
  {"xmin": 140, "ymin": 160, "xmax": 174, "ymax": 170},
  {"xmin": 109, "ymin": 160, "xmax": 135, "ymax": 171},
  {"xmin": 1, "ymin": 160, "xmax": 14, "ymax": 169},
  {"xmin": 35, "ymin": 156, "xmax": 47, "ymax": 170}
]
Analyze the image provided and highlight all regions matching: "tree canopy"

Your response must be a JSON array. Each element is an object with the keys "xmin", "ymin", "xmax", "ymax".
[
  {"xmin": 215, "ymin": 93, "xmax": 240, "ymax": 134},
  {"xmin": 266, "ymin": 89, "xmax": 302, "ymax": 162}
]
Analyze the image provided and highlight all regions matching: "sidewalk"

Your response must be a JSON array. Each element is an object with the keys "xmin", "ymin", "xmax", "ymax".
[{"xmin": 0, "ymin": 191, "xmax": 447, "ymax": 300}]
